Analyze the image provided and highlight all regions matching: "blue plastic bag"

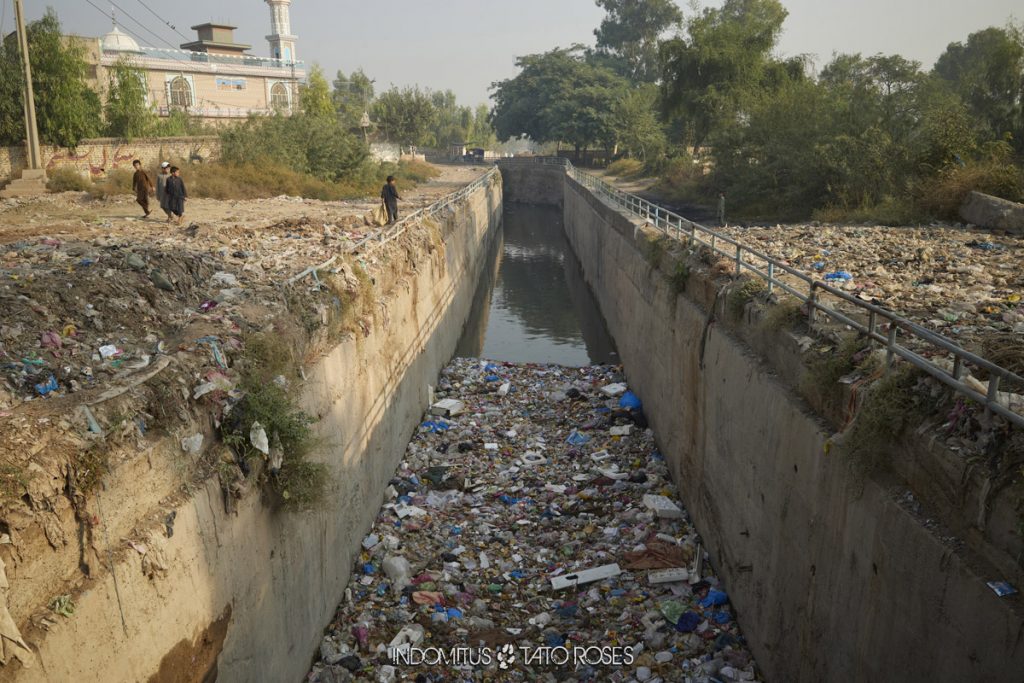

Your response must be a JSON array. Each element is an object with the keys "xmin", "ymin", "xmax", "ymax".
[
  {"xmin": 698, "ymin": 589, "xmax": 729, "ymax": 608},
  {"xmin": 619, "ymin": 391, "xmax": 642, "ymax": 411}
]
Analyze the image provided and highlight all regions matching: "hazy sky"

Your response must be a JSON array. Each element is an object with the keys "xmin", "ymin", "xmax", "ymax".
[{"xmin": 16, "ymin": 1, "xmax": 1022, "ymax": 105}]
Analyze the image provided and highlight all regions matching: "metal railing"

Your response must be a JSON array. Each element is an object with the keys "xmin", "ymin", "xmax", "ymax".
[
  {"xmin": 287, "ymin": 167, "xmax": 499, "ymax": 285},
  {"xmin": 497, "ymin": 157, "xmax": 1024, "ymax": 428}
]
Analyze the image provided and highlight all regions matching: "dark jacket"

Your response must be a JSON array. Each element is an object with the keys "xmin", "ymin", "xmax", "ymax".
[
  {"xmin": 165, "ymin": 175, "xmax": 187, "ymax": 215},
  {"xmin": 381, "ymin": 183, "xmax": 400, "ymax": 206}
]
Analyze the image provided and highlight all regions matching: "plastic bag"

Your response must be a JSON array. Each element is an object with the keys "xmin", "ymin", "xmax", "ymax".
[{"xmin": 372, "ymin": 202, "xmax": 389, "ymax": 227}]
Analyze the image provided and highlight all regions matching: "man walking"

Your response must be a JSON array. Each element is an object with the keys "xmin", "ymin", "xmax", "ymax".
[
  {"xmin": 165, "ymin": 166, "xmax": 187, "ymax": 225},
  {"xmin": 381, "ymin": 175, "xmax": 401, "ymax": 224},
  {"xmin": 155, "ymin": 162, "xmax": 172, "ymax": 220},
  {"xmin": 132, "ymin": 160, "xmax": 154, "ymax": 218}
]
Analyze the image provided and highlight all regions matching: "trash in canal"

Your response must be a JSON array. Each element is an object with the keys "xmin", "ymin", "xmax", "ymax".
[{"xmin": 308, "ymin": 358, "xmax": 761, "ymax": 682}]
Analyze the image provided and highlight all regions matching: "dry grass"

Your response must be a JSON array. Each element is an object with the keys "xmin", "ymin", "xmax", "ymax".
[
  {"xmin": 175, "ymin": 158, "xmax": 440, "ymax": 202},
  {"xmin": 914, "ymin": 159, "xmax": 1024, "ymax": 220},
  {"xmin": 46, "ymin": 167, "xmax": 91, "ymax": 192},
  {"xmin": 88, "ymin": 168, "xmax": 134, "ymax": 199},
  {"xmin": 981, "ymin": 332, "xmax": 1024, "ymax": 392},
  {"xmin": 606, "ymin": 158, "xmax": 644, "ymax": 179}
]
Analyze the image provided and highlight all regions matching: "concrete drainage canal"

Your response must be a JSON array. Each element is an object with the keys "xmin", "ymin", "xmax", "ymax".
[{"xmin": 306, "ymin": 200, "xmax": 760, "ymax": 683}]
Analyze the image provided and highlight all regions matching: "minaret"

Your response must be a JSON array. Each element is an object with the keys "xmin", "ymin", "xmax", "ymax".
[{"xmin": 265, "ymin": 0, "xmax": 297, "ymax": 62}]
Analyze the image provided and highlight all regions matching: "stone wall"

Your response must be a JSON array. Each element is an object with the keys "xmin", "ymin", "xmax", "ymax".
[
  {"xmin": 558, "ymin": 172, "xmax": 1023, "ymax": 683},
  {"xmin": 0, "ymin": 136, "xmax": 220, "ymax": 184}
]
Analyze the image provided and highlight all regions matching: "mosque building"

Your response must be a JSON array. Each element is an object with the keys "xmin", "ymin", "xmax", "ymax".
[{"xmin": 84, "ymin": 0, "xmax": 304, "ymax": 123}]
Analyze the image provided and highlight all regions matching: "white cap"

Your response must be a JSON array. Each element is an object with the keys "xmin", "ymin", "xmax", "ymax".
[{"xmin": 160, "ymin": 161, "xmax": 170, "ymax": 168}]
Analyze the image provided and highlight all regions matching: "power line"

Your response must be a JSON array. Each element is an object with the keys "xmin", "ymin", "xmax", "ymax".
[
  {"xmin": 107, "ymin": 0, "xmax": 179, "ymax": 49},
  {"xmin": 134, "ymin": 0, "xmax": 190, "ymax": 42},
  {"xmin": 81, "ymin": 0, "xmax": 301, "ymax": 114}
]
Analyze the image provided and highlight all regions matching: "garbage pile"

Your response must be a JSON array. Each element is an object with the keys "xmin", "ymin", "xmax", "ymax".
[
  {"xmin": 716, "ymin": 223, "xmax": 1024, "ymax": 346},
  {"xmin": 308, "ymin": 359, "xmax": 760, "ymax": 683}
]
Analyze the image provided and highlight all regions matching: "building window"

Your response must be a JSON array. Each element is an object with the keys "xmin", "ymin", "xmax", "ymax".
[
  {"xmin": 270, "ymin": 82, "xmax": 290, "ymax": 110},
  {"xmin": 216, "ymin": 77, "xmax": 246, "ymax": 91},
  {"xmin": 168, "ymin": 76, "xmax": 193, "ymax": 108}
]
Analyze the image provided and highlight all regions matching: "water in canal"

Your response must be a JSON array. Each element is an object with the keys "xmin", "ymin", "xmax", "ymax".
[{"xmin": 455, "ymin": 203, "xmax": 617, "ymax": 366}]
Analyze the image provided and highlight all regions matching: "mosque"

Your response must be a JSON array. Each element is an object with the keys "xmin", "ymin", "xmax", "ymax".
[{"xmin": 84, "ymin": 0, "xmax": 305, "ymax": 123}]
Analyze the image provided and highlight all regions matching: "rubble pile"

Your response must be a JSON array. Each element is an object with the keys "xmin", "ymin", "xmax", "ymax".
[
  {"xmin": 0, "ymin": 168, "xmax": 484, "ymax": 412},
  {"xmin": 716, "ymin": 223, "xmax": 1024, "ymax": 346},
  {"xmin": 309, "ymin": 360, "xmax": 760, "ymax": 683}
]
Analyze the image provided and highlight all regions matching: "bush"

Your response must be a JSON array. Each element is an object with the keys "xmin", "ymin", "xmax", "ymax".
[
  {"xmin": 47, "ymin": 166, "xmax": 91, "ymax": 192},
  {"xmin": 654, "ymin": 153, "xmax": 708, "ymax": 203},
  {"xmin": 88, "ymin": 168, "xmax": 133, "ymax": 199},
  {"xmin": 913, "ymin": 156, "xmax": 1024, "ymax": 220},
  {"xmin": 606, "ymin": 158, "xmax": 644, "ymax": 178},
  {"xmin": 219, "ymin": 113, "xmax": 367, "ymax": 182},
  {"xmin": 179, "ymin": 158, "xmax": 439, "ymax": 201}
]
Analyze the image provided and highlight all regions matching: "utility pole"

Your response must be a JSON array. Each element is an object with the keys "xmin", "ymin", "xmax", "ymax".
[{"xmin": 2, "ymin": 0, "xmax": 47, "ymax": 197}]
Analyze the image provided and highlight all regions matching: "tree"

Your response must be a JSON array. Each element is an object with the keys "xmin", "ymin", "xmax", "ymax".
[
  {"xmin": 659, "ymin": 0, "xmax": 789, "ymax": 152},
  {"xmin": 0, "ymin": 10, "xmax": 100, "ymax": 147},
  {"xmin": 372, "ymin": 86, "xmax": 437, "ymax": 148},
  {"xmin": 490, "ymin": 47, "xmax": 628, "ymax": 157},
  {"xmin": 612, "ymin": 84, "xmax": 666, "ymax": 161},
  {"xmin": 467, "ymin": 104, "xmax": 498, "ymax": 149},
  {"xmin": 333, "ymin": 68, "xmax": 375, "ymax": 128},
  {"xmin": 300, "ymin": 65, "xmax": 335, "ymax": 119},
  {"xmin": 934, "ymin": 26, "xmax": 1024, "ymax": 151},
  {"xmin": 430, "ymin": 89, "xmax": 471, "ymax": 147},
  {"xmin": 104, "ymin": 58, "xmax": 155, "ymax": 139},
  {"xmin": 593, "ymin": 0, "xmax": 682, "ymax": 81}
]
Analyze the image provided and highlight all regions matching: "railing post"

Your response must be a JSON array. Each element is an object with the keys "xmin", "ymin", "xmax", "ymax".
[
  {"xmin": 767, "ymin": 262, "xmax": 774, "ymax": 296},
  {"xmin": 885, "ymin": 324, "xmax": 897, "ymax": 374},
  {"xmin": 807, "ymin": 282, "xmax": 818, "ymax": 326},
  {"xmin": 952, "ymin": 356, "xmax": 963, "ymax": 380},
  {"xmin": 711, "ymin": 234, "xmax": 716, "ymax": 254},
  {"xmin": 868, "ymin": 311, "xmax": 877, "ymax": 347},
  {"xmin": 987, "ymin": 375, "xmax": 1001, "ymax": 404}
]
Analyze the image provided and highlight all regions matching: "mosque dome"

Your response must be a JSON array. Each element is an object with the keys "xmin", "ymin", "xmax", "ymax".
[{"xmin": 102, "ymin": 25, "xmax": 142, "ymax": 53}]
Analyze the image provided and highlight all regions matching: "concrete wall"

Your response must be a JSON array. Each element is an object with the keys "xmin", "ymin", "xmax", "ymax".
[
  {"xmin": 0, "ymin": 136, "xmax": 220, "ymax": 184},
  {"xmin": 558, "ymin": 173, "xmax": 1023, "ymax": 683},
  {"xmin": 960, "ymin": 190, "xmax": 1024, "ymax": 235},
  {"xmin": 7, "ymin": 175, "xmax": 502, "ymax": 683},
  {"xmin": 496, "ymin": 162, "xmax": 564, "ymax": 206}
]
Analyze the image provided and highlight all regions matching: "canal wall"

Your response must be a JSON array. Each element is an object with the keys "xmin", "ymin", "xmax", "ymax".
[
  {"xmin": 6, "ymin": 175, "xmax": 502, "ymax": 682},
  {"xmin": 557, "ymin": 172, "xmax": 1023, "ymax": 682}
]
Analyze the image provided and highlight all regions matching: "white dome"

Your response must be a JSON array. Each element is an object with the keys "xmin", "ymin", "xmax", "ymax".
[{"xmin": 102, "ymin": 25, "xmax": 142, "ymax": 53}]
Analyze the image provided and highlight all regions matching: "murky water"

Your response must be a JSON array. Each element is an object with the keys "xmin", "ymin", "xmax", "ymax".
[{"xmin": 456, "ymin": 203, "xmax": 617, "ymax": 366}]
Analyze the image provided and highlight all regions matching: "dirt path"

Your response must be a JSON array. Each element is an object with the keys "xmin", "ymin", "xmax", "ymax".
[{"xmin": 0, "ymin": 164, "xmax": 490, "ymax": 245}]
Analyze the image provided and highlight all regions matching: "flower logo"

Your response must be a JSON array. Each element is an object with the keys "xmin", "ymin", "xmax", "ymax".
[{"xmin": 496, "ymin": 643, "xmax": 516, "ymax": 670}]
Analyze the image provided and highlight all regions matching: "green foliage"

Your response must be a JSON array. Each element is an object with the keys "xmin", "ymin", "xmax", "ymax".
[
  {"xmin": 592, "ymin": 0, "xmax": 682, "ymax": 81},
  {"xmin": 659, "ymin": 0, "xmax": 790, "ymax": 152},
  {"xmin": 300, "ymin": 64, "xmax": 335, "ymax": 119},
  {"xmin": 333, "ymin": 68, "xmax": 375, "ymax": 128},
  {"xmin": 934, "ymin": 25, "xmax": 1024, "ymax": 153},
  {"xmin": 667, "ymin": 260, "xmax": 690, "ymax": 294},
  {"xmin": 606, "ymin": 158, "xmax": 644, "ymax": 178},
  {"xmin": 0, "ymin": 10, "xmax": 101, "ymax": 147},
  {"xmin": 612, "ymin": 84, "xmax": 667, "ymax": 162},
  {"xmin": 152, "ymin": 110, "xmax": 213, "ymax": 137},
  {"xmin": 104, "ymin": 58, "xmax": 155, "ymax": 139},
  {"xmin": 491, "ymin": 47, "xmax": 629, "ymax": 154},
  {"xmin": 46, "ymin": 166, "xmax": 91, "ymax": 192},
  {"xmin": 372, "ymin": 86, "xmax": 437, "ymax": 147},
  {"xmin": 728, "ymin": 278, "xmax": 767, "ymax": 318},
  {"xmin": 220, "ymin": 113, "xmax": 367, "ymax": 182}
]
